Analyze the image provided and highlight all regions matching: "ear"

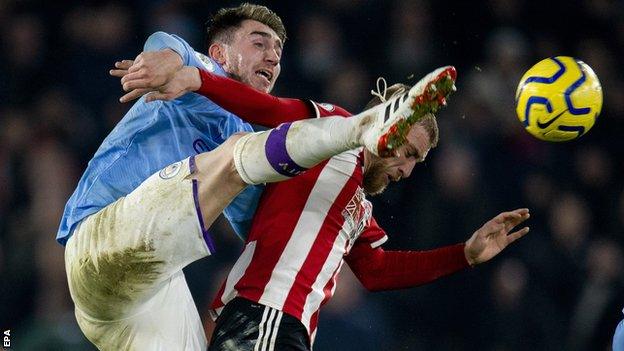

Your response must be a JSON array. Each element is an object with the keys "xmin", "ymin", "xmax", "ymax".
[
  {"xmin": 362, "ymin": 149, "xmax": 373, "ymax": 172},
  {"xmin": 208, "ymin": 43, "xmax": 227, "ymax": 65}
]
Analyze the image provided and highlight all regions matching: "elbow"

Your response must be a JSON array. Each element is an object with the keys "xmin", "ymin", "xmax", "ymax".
[
  {"xmin": 147, "ymin": 31, "xmax": 170, "ymax": 41},
  {"xmin": 144, "ymin": 31, "xmax": 170, "ymax": 50},
  {"xmin": 358, "ymin": 276, "xmax": 384, "ymax": 292}
]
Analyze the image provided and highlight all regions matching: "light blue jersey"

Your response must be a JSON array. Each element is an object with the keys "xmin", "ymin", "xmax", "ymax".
[
  {"xmin": 614, "ymin": 309, "xmax": 624, "ymax": 351},
  {"xmin": 57, "ymin": 32, "xmax": 263, "ymax": 246}
]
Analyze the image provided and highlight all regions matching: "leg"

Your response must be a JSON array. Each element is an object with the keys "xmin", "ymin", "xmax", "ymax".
[
  {"xmin": 234, "ymin": 66, "xmax": 457, "ymax": 184},
  {"xmin": 65, "ymin": 153, "xmax": 238, "ymax": 350},
  {"xmin": 74, "ymin": 272, "xmax": 207, "ymax": 350}
]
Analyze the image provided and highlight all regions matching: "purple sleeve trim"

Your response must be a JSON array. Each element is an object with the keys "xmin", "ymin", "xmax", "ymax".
[
  {"xmin": 190, "ymin": 156, "xmax": 216, "ymax": 254},
  {"xmin": 265, "ymin": 123, "xmax": 308, "ymax": 178},
  {"xmin": 190, "ymin": 154, "xmax": 197, "ymax": 173}
]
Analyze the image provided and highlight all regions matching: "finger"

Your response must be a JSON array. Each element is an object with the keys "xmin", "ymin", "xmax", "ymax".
[
  {"xmin": 511, "ymin": 208, "xmax": 529, "ymax": 215},
  {"xmin": 114, "ymin": 60, "xmax": 134, "ymax": 70},
  {"xmin": 109, "ymin": 69, "xmax": 129, "ymax": 77},
  {"xmin": 504, "ymin": 212, "xmax": 530, "ymax": 231},
  {"xmin": 495, "ymin": 208, "xmax": 530, "ymax": 225},
  {"xmin": 120, "ymin": 70, "xmax": 149, "ymax": 85},
  {"xmin": 499, "ymin": 208, "xmax": 529, "ymax": 218},
  {"xmin": 120, "ymin": 88, "xmax": 151, "ymax": 103},
  {"xmin": 128, "ymin": 55, "xmax": 143, "ymax": 73},
  {"xmin": 506, "ymin": 226, "xmax": 530, "ymax": 244},
  {"xmin": 494, "ymin": 211, "xmax": 521, "ymax": 225},
  {"xmin": 123, "ymin": 79, "xmax": 154, "ymax": 92}
]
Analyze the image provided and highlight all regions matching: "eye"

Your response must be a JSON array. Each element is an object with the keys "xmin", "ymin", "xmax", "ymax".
[
  {"xmin": 254, "ymin": 42, "xmax": 264, "ymax": 49},
  {"xmin": 407, "ymin": 151, "xmax": 420, "ymax": 160}
]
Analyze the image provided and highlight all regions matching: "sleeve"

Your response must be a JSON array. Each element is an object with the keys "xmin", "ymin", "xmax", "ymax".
[
  {"xmin": 196, "ymin": 69, "xmax": 353, "ymax": 127},
  {"xmin": 144, "ymin": 32, "xmax": 227, "ymax": 77},
  {"xmin": 143, "ymin": 31, "xmax": 192, "ymax": 64},
  {"xmin": 345, "ymin": 221, "xmax": 470, "ymax": 291},
  {"xmin": 355, "ymin": 216, "xmax": 389, "ymax": 249}
]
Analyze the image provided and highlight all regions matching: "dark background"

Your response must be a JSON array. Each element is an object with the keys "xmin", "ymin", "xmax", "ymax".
[{"xmin": 1, "ymin": 0, "xmax": 623, "ymax": 350}]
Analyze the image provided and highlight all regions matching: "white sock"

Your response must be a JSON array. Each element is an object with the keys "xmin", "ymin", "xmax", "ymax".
[{"xmin": 233, "ymin": 114, "xmax": 370, "ymax": 185}]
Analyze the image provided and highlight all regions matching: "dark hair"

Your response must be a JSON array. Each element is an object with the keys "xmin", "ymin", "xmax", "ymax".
[
  {"xmin": 365, "ymin": 82, "xmax": 439, "ymax": 148},
  {"xmin": 205, "ymin": 3, "xmax": 286, "ymax": 46}
]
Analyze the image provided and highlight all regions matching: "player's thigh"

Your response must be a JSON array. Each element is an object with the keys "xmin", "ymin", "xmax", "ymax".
[
  {"xmin": 75, "ymin": 272, "xmax": 207, "ymax": 351},
  {"xmin": 66, "ymin": 156, "xmax": 212, "ymax": 320},
  {"xmin": 191, "ymin": 133, "xmax": 248, "ymax": 223}
]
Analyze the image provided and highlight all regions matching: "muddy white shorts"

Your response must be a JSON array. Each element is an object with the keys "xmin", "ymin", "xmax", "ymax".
[{"xmin": 65, "ymin": 156, "xmax": 213, "ymax": 350}]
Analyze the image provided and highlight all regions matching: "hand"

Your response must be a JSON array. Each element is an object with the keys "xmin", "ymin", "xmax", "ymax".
[
  {"xmin": 138, "ymin": 66, "xmax": 201, "ymax": 103},
  {"xmin": 110, "ymin": 49, "xmax": 184, "ymax": 102},
  {"xmin": 464, "ymin": 208, "xmax": 530, "ymax": 266}
]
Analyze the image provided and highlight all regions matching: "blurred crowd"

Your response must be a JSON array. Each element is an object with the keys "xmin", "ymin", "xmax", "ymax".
[{"xmin": 1, "ymin": 0, "xmax": 624, "ymax": 350}]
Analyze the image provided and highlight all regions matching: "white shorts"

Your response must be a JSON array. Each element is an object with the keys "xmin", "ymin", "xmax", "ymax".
[{"xmin": 65, "ymin": 157, "xmax": 211, "ymax": 350}]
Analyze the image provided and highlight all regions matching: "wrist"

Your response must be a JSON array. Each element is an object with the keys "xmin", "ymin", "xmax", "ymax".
[
  {"xmin": 463, "ymin": 243, "xmax": 477, "ymax": 267},
  {"xmin": 186, "ymin": 67, "xmax": 201, "ymax": 91}
]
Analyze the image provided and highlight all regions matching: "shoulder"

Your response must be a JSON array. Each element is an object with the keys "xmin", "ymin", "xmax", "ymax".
[{"xmin": 191, "ymin": 51, "xmax": 227, "ymax": 76}]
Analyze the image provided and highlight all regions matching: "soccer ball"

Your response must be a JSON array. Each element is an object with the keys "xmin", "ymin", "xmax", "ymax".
[{"xmin": 515, "ymin": 56, "xmax": 603, "ymax": 142}]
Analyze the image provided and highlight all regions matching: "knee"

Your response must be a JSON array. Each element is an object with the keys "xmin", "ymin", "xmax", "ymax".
[{"xmin": 194, "ymin": 134, "xmax": 248, "ymax": 188}]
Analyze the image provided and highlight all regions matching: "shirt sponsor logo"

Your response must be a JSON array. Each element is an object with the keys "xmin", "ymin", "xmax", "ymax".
[
  {"xmin": 159, "ymin": 161, "xmax": 182, "ymax": 179},
  {"xmin": 195, "ymin": 51, "xmax": 215, "ymax": 72}
]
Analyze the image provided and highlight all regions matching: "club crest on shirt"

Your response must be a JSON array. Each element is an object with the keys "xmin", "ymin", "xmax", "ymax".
[
  {"xmin": 341, "ymin": 187, "xmax": 372, "ymax": 246},
  {"xmin": 159, "ymin": 161, "xmax": 182, "ymax": 179},
  {"xmin": 195, "ymin": 51, "xmax": 215, "ymax": 72}
]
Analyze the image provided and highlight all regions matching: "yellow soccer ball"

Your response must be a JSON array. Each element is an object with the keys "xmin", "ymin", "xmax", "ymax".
[{"xmin": 515, "ymin": 56, "xmax": 603, "ymax": 142}]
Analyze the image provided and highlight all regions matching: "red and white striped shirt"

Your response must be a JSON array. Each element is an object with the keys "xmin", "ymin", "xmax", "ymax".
[
  {"xmin": 211, "ymin": 103, "xmax": 385, "ymax": 341},
  {"xmin": 208, "ymin": 97, "xmax": 470, "ymax": 345}
]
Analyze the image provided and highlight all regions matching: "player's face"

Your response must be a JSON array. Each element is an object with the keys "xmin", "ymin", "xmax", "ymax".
[
  {"xmin": 220, "ymin": 20, "xmax": 283, "ymax": 93},
  {"xmin": 363, "ymin": 125, "xmax": 431, "ymax": 195}
]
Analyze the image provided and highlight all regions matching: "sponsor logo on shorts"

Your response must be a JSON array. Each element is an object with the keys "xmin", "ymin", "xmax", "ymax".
[
  {"xmin": 195, "ymin": 52, "xmax": 215, "ymax": 72},
  {"xmin": 159, "ymin": 161, "xmax": 182, "ymax": 179}
]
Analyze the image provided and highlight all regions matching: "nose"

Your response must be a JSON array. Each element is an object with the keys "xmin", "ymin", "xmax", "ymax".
[
  {"xmin": 265, "ymin": 48, "xmax": 280, "ymax": 65},
  {"xmin": 398, "ymin": 159, "xmax": 417, "ymax": 179}
]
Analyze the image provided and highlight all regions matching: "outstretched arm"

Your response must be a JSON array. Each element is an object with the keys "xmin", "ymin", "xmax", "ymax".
[
  {"xmin": 346, "ymin": 242, "xmax": 470, "ymax": 292},
  {"xmin": 113, "ymin": 60, "xmax": 350, "ymax": 127},
  {"xmin": 141, "ymin": 67, "xmax": 324, "ymax": 127},
  {"xmin": 346, "ymin": 208, "xmax": 530, "ymax": 292},
  {"xmin": 196, "ymin": 69, "xmax": 351, "ymax": 126}
]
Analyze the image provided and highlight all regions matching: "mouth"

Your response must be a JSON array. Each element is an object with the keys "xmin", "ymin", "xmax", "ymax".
[{"xmin": 255, "ymin": 69, "xmax": 273, "ymax": 85}]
